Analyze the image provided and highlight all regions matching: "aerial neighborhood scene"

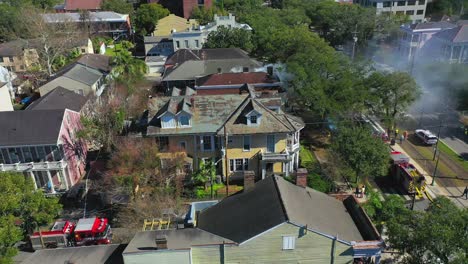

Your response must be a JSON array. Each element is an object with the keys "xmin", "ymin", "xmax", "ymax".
[{"xmin": 0, "ymin": 0, "xmax": 467, "ymax": 263}]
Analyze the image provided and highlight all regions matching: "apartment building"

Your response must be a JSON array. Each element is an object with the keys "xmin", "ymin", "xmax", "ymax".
[{"xmin": 355, "ymin": 0, "xmax": 428, "ymax": 23}]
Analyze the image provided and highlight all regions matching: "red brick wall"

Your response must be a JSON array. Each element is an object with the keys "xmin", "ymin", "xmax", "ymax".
[{"xmin": 183, "ymin": 0, "xmax": 213, "ymax": 19}]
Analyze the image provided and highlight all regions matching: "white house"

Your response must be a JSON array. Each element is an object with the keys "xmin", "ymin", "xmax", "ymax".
[{"xmin": 172, "ymin": 14, "xmax": 252, "ymax": 51}]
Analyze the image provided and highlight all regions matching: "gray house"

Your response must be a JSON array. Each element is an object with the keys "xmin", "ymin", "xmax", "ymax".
[{"xmin": 123, "ymin": 176, "xmax": 384, "ymax": 264}]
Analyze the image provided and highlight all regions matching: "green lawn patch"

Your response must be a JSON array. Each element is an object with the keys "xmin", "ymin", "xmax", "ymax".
[
  {"xmin": 438, "ymin": 141, "xmax": 468, "ymax": 171},
  {"xmin": 299, "ymin": 145, "xmax": 317, "ymax": 170},
  {"xmin": 105, "ymin": 43, "xmax": 123, "ymax": 56},
  {"xmin": 413, "ymin": 145, "xmax": 457, "ymax": 177}
]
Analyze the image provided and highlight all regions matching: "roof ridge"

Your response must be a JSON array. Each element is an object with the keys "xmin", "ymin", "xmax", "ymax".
[
  {"xmin": 215, "ymin": 95, "xmax": 251, "ymax": 134},
  {"xmin": 272, "ymin": 176, "xmax": 289, "ymax": 222},
  {"xmin": 251, "ymin": 99, "xmax": 293, "ymax": 131}
]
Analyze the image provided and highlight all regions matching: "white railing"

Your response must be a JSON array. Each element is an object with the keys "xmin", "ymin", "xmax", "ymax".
[
  {"xmin": 261, "ymin": 152, "xmax": 290, "ymax": 161},
  {"xmin": 288, "ymin": 143, "xmax": 300, "ymax": 152},
  {"xmin": 0, "ymin": 160, "xmax": 67, "ymax": 172}
]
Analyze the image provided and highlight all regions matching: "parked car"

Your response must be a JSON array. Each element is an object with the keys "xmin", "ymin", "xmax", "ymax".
[{"xmin": 415, "ymin": 129, "xmax": 438, "ymax": 145}]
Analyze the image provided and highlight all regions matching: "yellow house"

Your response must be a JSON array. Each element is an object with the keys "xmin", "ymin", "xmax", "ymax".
[
  {"xmin": 153, "ymin": 14, "xmax": 198, "ymax": 36},
  {"xmin": 141, "ymin": 86, "xmax": 304, "ymax": 181}
]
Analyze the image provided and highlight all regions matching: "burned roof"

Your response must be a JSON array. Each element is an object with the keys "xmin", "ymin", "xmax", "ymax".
[
  {"xmin": 27, "ymin": 86, "xmax": 88, "ymax": 112},
  {"xmin": 198, "ymin": 176, "xmax": 366, "ymax": 243},
  {"xmin": 145, "ymin": 94, "xmax": 303, "ymax": 136},
  {"xmin": 0, "ymin": 109, "xmax": 65, "ymax": 147},
  {"xmin": 165, "ymin": 48, "xmax": 251, "ymax": 66},
  {"xmin": 434, "ymin": 25, "xmax": 468, "ymax": 43}
]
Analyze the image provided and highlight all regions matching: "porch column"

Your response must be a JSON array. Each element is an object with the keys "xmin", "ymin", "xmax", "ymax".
[
  {"xmin": 29, "ymin": 171, "xmax": 37, "ymax": 190},
  {"xmin": 284, "ymin": 162, "xmax": 289, "ymax": 177},
  {"xmin": 261, "ymin": 162, "xmax": 266, "ymax": 179},
  {"xmin": 60, "ymin": 167, "xmax": 69, "ymax": 191},
  {"xmin": 46, "ymin": 170, "xmax": 56, "ymax": 194},
  {"xmin": 295, "ymin": 152, "xmax": 300, "ymax": 169}
]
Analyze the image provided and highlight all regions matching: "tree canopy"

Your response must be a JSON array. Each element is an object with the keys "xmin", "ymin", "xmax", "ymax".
[
  {"xmin": 134, "ymin": 3, "xmax": 169, "ymax": 36},
  {"xmin": 0, "ymin": 172, "xmax": 61, "ymax": 263},
  {"xmin": 191, "ymin": 6, "xmax": 226, "ymax": 25},
  {"xmin": 203, "ymin": 26, "xmax": 254, "ymax": 52},
  {"xmin": 385, "ymin": 197, "xmax": 468, "ymax": 264},
  {"xmin": 101, "ymin": 0, "xmax": 134, "ymax": 15},
  {"xmin": 367, "ymin": 71, "xmax": 421, "ymax": 129},
  {"xmin": 332, "ymin": 125, "xmax": 390, "ymax": 183}
]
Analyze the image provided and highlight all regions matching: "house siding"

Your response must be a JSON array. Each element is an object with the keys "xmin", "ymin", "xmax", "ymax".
[
  {"xmin": 58, "ymin": 110, "xmax": 87, "ymax": 186},
  {"xmin": 190, "ymin": 223, "xmax": 354, "ymax": 264},
  {"xmin": 123, "ymin": 250, "xmax": 191, "ymax": 264}
]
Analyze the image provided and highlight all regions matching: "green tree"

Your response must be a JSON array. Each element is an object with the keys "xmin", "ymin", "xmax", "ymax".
[
  {"xmin": 111, "ymin": 50, "xmax": 148, "ymax": 88},
  {"xmin": 203, "ymin": 26, "xmax": 254, "ymax": 52},
  {"xmin": 134, "ymin": 3, "xmax": 169, "ymax": 36},
  {"xmin": 366, "ymin": 71, "xmax": 421, "ymax": 130},
  {"xmin": 191, "ymin": 160, "xmax": 217, "ymax": 198},
  {"xmin": 386, "ymin": 197, "xmax": 468, "ymax": 264},
  {"xmin": 191, "ymin": 6, "xmax": 227, "ymax": 25},
  {"xmin": 332, "ymin": 126, "xmax": 390, "ymax": 183},
  {"xmin": 0, "ymin": 4, "xmax": 26, "ymax": 42},
  {"xmin": 101, "ymin": 0, "xmax": 133, "ymax": 14},
  {"xmin": 0, "ymin": 172, "xmax": 61, "ymax": 263},
  {"xmin": 374, "ymin": 12, "xmax": 410, "ymax": 42},
  {"xmin": 306, "ymin": 1, "xmax": 376, "ymax": 47}
]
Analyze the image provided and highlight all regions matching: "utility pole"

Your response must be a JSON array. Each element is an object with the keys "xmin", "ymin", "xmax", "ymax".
[
  {"xmin": 351, "ymin": 25, "xmax": 359, "ymax": 61},
  {"xmin": 224, "ymin": 126, "xmax": 229, "ymax": 197},
  {"xmin": 431, "ymin": 149, "xmax": 441, "ymax": 186},
  {"xmin": 433, "ymin": 118, "xmax": 443, "ymax": 161}
]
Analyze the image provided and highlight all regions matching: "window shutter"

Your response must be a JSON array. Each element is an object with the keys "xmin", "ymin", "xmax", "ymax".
[{"xmin": 282, "ymin": 236, "xmax": 295, "ymax": 250}]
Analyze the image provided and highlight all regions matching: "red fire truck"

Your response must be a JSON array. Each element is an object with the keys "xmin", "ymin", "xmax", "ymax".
[
  {"xmin": 390, "ymin": 151, "xmax": 426, "ymax": 197},
  {"xmin": 30, "ymin": 217, "xmax": 112, "ymax": 250}
]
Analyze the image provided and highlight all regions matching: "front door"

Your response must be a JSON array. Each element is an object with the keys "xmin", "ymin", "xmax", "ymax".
[{"xmin": 266, "ymin": 163, "xmax": 274, "ymax": 177}]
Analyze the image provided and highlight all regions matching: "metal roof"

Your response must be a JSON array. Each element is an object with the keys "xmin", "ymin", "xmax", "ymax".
[
  {"xmin": 42, "ymin": 11, "xmax": 128, "ymax": 23},
  {"xmin": 75, "ymin": 217, "xmax": 97, "ymax": 232},
  {"xmin": 434, "ymin": 25, "xmax": 468, "ymax": 43}
]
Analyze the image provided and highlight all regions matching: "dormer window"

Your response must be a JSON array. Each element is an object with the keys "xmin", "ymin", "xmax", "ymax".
[
  {"xmin": 250, "ymin": 115, "xmax": 257, "ymax": 124},
  {"xmin": 246, "ymin": 110, "xmax": 261, "ymax": 126},
  {"xmin": 179, "ymin": 115, "xmax": 191, "ymax": 127}
]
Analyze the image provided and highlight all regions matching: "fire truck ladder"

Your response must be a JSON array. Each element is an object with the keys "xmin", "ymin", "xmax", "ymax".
[{"xmin": 142, "ymin": 216, "xmax": 171, "ymax": 231}]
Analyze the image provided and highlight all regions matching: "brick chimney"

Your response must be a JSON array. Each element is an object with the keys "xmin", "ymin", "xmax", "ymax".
[
  {"xmin": 295, "ymin": 168, "xmax": 308, "ymax": 188},
  {"xmin": 155, "ymin": 234, "xmax": 168, "ymax": 249},
  {"xmin": 243, "ymin": 170, "xmax": 255, "ymax": 191}
]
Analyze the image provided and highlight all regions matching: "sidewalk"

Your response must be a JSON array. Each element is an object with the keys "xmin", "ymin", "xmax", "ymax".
[{"xmin": 391, "ymin": 143, "xmax": 468, "ymax": 208}]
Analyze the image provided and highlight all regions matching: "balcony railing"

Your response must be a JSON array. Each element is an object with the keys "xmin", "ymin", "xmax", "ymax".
[
  {"xmin": 261, "ymin": 152, "xmax": 291, "ymax": 162},
  {"xmin": 288, "ymin": 143, "xmax": 300, "ymax": 152},
  {"xmin": 0, "ymin": 160, "xmax": 67, "ymax": 172}
]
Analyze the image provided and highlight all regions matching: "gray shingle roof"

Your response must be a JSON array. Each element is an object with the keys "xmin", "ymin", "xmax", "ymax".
[
  {"xmin": 435, "ymin": 25, "xmax": 468, "ymax": 43},
  {"xmin": 63, "ymin": 64, "xmax": 102, "ymax": 86},
  {"xmin": 77, "ymin": 54, "xmax": 111, "ymax": 73},
  {"xmin": 26, "ymin": 86, "xmax": 88, "ymax": 112},
  {"xmin": 145, "ymin": 94, "xmax": 303, "ymax": 136},
  {"xmin": 39, "ymin": 76, "xmax": 91, "ymax": 96},
  {"xmin": 0, "ymin": 109, "xmax": 65, "ymax": 147},
  {"xmin": 0, "ymin": 39, "xmax": 31, "ymax": 57},
  {"xmin": 409, "ymin": 21, "xmax": 456, "ymax": 30},
  {"xmin": 165, "ymin": 48, "xmax": 251, "ymax": 66},
  {"xmin": 123, "ymin": 229, "xmax": 232, "ymax": 254},
  {"xmin": 21, "ymin": 244, "xmax": 124, "ymax": 264},
  {"xmin": 198, "ymin": 176, "xmax": 365, "ymax": 243}
]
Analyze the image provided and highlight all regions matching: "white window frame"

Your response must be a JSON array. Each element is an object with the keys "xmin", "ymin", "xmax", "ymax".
[
  {"xmin": 282, "ymin": 236, "xmax": 295, "ymax": 250},
  {"xmin": 161, "ymin": 114, "xmax": 176, "ymax": 129},
  {"xmin": 229, "ymin": 158, "xmax": 249, "ymax": 172},
  {"xmin": 178, "ymin": 115, "xmax": 191, "ymax": 127},
  {"xmin": 243, "ymin": 135, "xmax": 251, "ymax": 151}
]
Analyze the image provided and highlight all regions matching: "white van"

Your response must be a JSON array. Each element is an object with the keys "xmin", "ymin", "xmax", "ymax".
[{"xmin": 415, "ymin": 129, "xmax": 438, "ymax": 145}]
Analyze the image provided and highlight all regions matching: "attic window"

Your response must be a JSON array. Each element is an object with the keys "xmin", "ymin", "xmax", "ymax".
[
  {"xmin": 243, "ymin": 67, "xmax": 249, "ymax": 72},
  {"xmin": 282, "ymin": 236, "xmax": 295, "ymax": 250},
  {"xmin": 250, "ymin": 115, "xmax": 257, "ymax": 124}
]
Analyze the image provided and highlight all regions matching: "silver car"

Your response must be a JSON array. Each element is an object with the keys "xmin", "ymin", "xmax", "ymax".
[{"xmin": 415, "ymin": 129, "xmax": 438, "ymax": 145}]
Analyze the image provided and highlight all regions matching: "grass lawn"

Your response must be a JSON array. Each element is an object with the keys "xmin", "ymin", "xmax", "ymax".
[
  {"xmin": 299, "ymin": 145, "xmax": 317, "ymax": 169},
  {"xmin": 413, "ymin": 145, "xmax": 457, "ymax": 177},
  {"xmin": 105, "ymin": 43, "xmax": 123, "ymax": 56},
  {"xmin": 438, "ymin": 141, "xmax": 468, "ymax": 171}
]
